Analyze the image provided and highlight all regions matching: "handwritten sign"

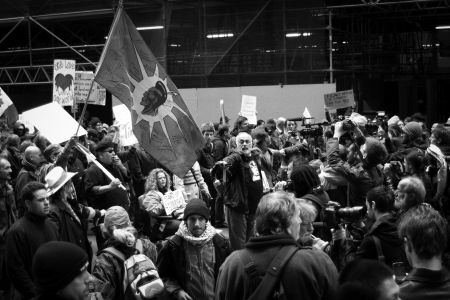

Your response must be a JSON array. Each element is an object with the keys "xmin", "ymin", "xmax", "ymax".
[
  {"xmin": 74, "ymin": 71, "xmax": 106, "ymax": 105},
  {"xmin": 112, "ymin": 102, "xmax": 138, "ymax": 147},
  {"xmin": 240, "ymin": 95, "xmax": 257, "ymax": 124},
  {"xmin": 161, "ymin": 190, "xmax": 185, "ymax": 215},
  {"xmin": 53, "ymin": 59, "xmax": 76, "ymax": 106},
  {"xmin": 324, "ymin": 90, "xmax": 355, "ymax": 110},
  {"xmin": 22, "ymin": 102, "xmax": 87, "ymax": 144}
]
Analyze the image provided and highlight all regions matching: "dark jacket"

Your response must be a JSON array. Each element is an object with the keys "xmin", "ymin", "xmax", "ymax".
[
  {"xmin": 326, "ymin": 138, "xmax": 384, "ymax": 206},
  {"xmin": 6, "ymin": 146, "xmax": 22, "ymax": 182},
  {"xmin": 156, "ymin": 233, "xmax": 231, "ymax": 296},
  {"xmin": 48, "ymin": 200, "xmax": 92, "ymax": 261},
  {"xmin": 6, "ymin": 213, "xmax": 58, "ymax": 300},
  {"xmin": 92, "ymin": 238, "xmax": 157, "ymax": 300},
  {"xmin": 126, "ymin": 148, "xmax": 160, "ymax": 197},
  {"xmin": 15, "ymin": 163, "xmax": 39, "ymax": 217},
  {"xmin": 400, "ymin": 268, "xmax": 450, "ymax": 300},
  {"xmin": 215, "ymin": 234, "xmax": 338, "ymax": 300},
  {"xmin": 356, "ymin": 213, "xmax": 406, "ymax": 267},
  {"xmin": 84, "ymin": 162, "xmax": 130, "ymax": 210},
  {"xmin": 212, "ymin": 152, "xmax": 264, "ymax": 214}
]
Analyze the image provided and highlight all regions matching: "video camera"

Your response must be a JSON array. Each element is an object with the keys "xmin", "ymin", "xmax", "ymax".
[
  {"xmin": 323, "ymin": 202, "xmax": 365, "ymax": 230},
  {"xmin": 287, "ymin": 117, "xmax": 329, "ymax": 139}
]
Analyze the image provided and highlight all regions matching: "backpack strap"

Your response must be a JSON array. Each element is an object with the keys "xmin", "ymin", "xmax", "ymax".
[
  {"xmin": 101, "ymin": 247, "xmax": 126, "ymax": 262},
  {"xmin": 239, "ymin": 245, "xmax": 299, "ymax": 300},
  {"xmin": 372, "ymin": 236, "xmax": 385, "ymax": 263}
]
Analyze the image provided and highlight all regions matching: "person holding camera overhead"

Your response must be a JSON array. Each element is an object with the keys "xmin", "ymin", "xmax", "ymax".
[{"xmin": 325, "ymin": 119, "xmax": 388, "ymax": 207}]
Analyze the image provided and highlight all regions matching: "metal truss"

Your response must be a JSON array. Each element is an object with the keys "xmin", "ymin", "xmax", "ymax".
[{"xmin": 0, "ymin": 63, "xmax": 96, "ymax": 86}]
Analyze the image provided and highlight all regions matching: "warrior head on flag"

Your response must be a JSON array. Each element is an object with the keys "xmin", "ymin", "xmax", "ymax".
[{"xmin": 94, "ymin": 8, "xmax": 203, "ymax": 177}]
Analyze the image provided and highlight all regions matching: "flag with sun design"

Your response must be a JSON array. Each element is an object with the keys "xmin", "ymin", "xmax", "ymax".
[{"xmin": 95, "ymin": 8, "xmax": 204, "ymax": 177}]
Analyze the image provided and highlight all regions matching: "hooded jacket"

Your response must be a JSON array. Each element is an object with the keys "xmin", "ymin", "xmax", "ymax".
[{"xmin": 356, "ymin": 213, "xmax": 406, "ymax": 267}]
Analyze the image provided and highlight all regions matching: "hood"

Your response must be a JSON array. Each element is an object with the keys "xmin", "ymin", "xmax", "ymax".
[{"xmin": 367, "ymin": 214, "xmax": 401, "ymax": 245}]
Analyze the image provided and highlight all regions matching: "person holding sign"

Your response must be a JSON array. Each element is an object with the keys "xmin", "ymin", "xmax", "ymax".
[{"xmin": 138, "ymin": 168, "xmax": 182, "ymax": 241}]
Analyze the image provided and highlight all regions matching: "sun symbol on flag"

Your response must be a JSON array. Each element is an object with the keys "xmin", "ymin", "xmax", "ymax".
[{"xmin": 125, "ymin": 47, "xmax": 189, "ymax": 147}]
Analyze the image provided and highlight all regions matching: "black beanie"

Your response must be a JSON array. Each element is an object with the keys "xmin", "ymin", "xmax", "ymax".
[
  {"xmin": 290, "ymin": 164, "xmax": 321, "ymax": 197},
  {"xmin": 32, "ymin": 241, "xmax": 88, "ymax": 293},
  {"xmin": 183, "ymin": 198, "xmax": 210, "ymax": 220}
]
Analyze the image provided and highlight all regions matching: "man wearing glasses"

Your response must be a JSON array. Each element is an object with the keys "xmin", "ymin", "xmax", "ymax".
[
  {"xmin": 84, "ymin": 140, "xmax": 130, "ymax": 211},
  {"xmin": 5, "ymin": 181, "xmax": 58, "ymax": 300}
]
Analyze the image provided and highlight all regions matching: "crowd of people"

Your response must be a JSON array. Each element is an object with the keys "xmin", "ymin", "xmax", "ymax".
[{"xmin": 1, "ymin": 111, "xmax": 450, "ymax": 300}]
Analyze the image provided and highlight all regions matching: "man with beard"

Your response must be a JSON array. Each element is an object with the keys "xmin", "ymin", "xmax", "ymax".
[
  {"xmin": 212, "ymin": 132, "xmax": 264, "ymax": 250},
  {"xmin": 157, "ymin": 199, "xmax": 230, "ymax": 300}
]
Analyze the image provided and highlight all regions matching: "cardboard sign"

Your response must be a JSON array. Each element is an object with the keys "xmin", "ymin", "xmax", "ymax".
[
  {"xmin": 161, "ymin": 190, "xmax": 185, "ymax": 215},
  {"xmin": 112, "ymin": 102, "xmax": 138, "ymax": 147},
  {"xmin": 240, "ymin": 95, "xmax": 257, "ymax": 124},
  {"xmin": 22, "ymin": 102, "xmax": 87, "ymax": 144},
  {"xmin": 53, "ymin": 59, "xmax": 76, "ymax": 106},
  {"xmin": 324, "ymin": 90, "xmax": 355, "ymax": 109},
  {"xmin": 74, "ymin": 71, "xmax": 106, "ymax": 105}
]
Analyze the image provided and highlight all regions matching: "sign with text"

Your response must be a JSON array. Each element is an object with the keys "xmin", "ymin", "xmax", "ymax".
[
  {"xmin": 53, "ymin": 59, "xmax": 76, "ymax": 106},
  {"xmin": 112, "ymin": 102, "xmax": 138, "ymax": 147},
  {"xmin": 161, "ymin": 190, "xmax": 185, "ymax": 215},
  {"xmin": 74, "ymin": 71, "xmax": 106, "ymax": 105},
  {"xmin": 240, "ymin": 95, "xmax": 257, "ymax": 124},
  {"xmin": 324, "ymin": 90, "xmax": 355, "ymax": 110},
  {"xmin": 22, "ymin": 102, "xmax": 87, "ymax": 144}
]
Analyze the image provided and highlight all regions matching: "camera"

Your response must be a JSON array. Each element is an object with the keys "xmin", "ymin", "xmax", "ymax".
[
  {"xmin": 341, "ymin": 119, "xmax": 356, "ymax": 132},
  {"xmin": 300, "ymin": 127, "xmax": 323, "ymax": 138},
  {"xmin": 323, "ymin": 203, "xmax": 365, "ymax": 229}
]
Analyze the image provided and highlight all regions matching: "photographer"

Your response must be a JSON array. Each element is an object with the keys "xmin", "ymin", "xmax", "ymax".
[
  {"xmin": 356, "ymin": 186, "xmax": 406, "ymax": 267},
  {"xmin": 326, "ymin": 120, "xmax": 387, "ymax": 207}
]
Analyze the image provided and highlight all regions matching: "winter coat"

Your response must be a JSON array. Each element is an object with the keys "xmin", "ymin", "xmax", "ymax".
[
  {"xmin": 326, "ymin": 138, "xmax": 384, "ymax": 206},
  {"xmin": 156, "ymin": 234, "xmax": 231, "ymax": 298},
  {"xmin": 356, "ymin": 213, "xmax": 406, "ymax": 267},
  {"xmin": 6, "ymin": 213, "xmax": 58, "ymax": 300},
  {"xmin": 215, "ymin": 234, "xmax": 338, "ymax": 300},
  {"xmin": 92, "ymin": 238, "xmax": 157, "ymax": 300},
  {"xmin": 400, "ymin": 268, "xmax": 450, "ymax": 300},
  {"xmin": 212, "ymin": 152, "xmax": 264, "ymax": 214},
  {"xmin": 211, "ymin": 135, "xmax": 228, "ymax": 162}
]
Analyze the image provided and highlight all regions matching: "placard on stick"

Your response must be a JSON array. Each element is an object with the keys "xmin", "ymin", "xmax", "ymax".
[
  {"xmin": 324, "ymin": 90, "xmax": 355, "ymax": 110},
  {"xmin": 53, "ymin": 59, "xmax": 76, "ymax": 106},
  {"xmin": 22, "ymin": 102, "xmax": 87, "ymax": 144},
  {"xmin": 240, "ymin": 95, "xmax": 257, "ymax": 124},
  {"xmin": 74, "ymin": 71, "xmax": 106, "ymax": 106}
]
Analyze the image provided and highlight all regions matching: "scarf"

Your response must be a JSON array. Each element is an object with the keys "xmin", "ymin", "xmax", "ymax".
[{"xmin": 175, "ymin": 221, "xmax": 216, "ymax": 246}]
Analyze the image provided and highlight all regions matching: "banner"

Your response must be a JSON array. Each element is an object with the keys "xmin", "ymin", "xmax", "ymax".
[
  {"xmin": 53, "ymin": 59, "xmax": 76, "ymax": 106},
  {"xmin": 94, "ymin": 9, "xmax": 204, "ymax": 177},
  {"xmin": 74, "ymin": 71, "xmax": 106, "ymax": 105},
  {"xmin": 112, "ymin": 102, "xmax": 138, "ymax": 146},
  {"xmin": 22, "ymin": 102, "xmax": 87, "ymax": 144},
  {"xmin": 240, "ymin": 95, "xmax": 257, "ymax": 124},
  {"xmin": 324, "ymin": 90, "xmax": 355, "ymax": 110}
]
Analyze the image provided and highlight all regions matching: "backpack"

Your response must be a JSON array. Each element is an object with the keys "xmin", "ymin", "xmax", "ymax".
[
  {"xmin": 102, "ymin": 240, "xmax": 164, "ymax": 299},
  {"xmin": 237, "ymin": 245, "xmax": 298, "ymax": 300}
]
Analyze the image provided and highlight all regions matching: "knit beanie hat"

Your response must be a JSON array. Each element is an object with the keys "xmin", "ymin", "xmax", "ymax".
[
  {"xmin": 403, "ymin": 121, "xmax": 423, "ymax": 141},
  {"xmin": 349, "ymin": 112, "xmax": 368, "ymax": 127},
  {"xmin": 104, "ymin": 206, "xmax": 131, "ymax": 232},
  {"xmin": 32, "ymin": 241, "xmax": 88, "ymax": 293},
  {"xmin": 183, "ymin": 198, "xmax": 210, "ymax": 220}
]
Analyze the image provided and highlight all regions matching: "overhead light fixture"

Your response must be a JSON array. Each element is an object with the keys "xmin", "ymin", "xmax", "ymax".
[
  {"xmin": 206, "ymin": 33, "xmax": 234, "ymax": 39},
  {"xmin": 137, "ymin": 26, "xmax": 164, "ymax": 30},
  {"xmin": 436, "ymin": 25, "xmax": 450, "ymax": 30},
  {"xmin": 286, "ymin": 32, "xmax": 312, "ymax": 38},
  {"xmin": 286, "ymin": 33, "xmax": 301, "ymax": 38},
  {"xmin": 169, "ymin": 44, "xmax": 181, "ymax": 47}
]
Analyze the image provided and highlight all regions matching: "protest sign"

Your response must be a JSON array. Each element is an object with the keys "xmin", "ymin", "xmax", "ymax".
[
  {"xmin": 324, "ymin": 90, "xmax": 355, "ymax": 110},
  {"xmin": 161, "ymin": 190, "xmax": 185, "ymax": 215},
  {"xmin": 22, "ymin": 102, "xmax": 87, "ymax": 144},
  {"xmin": 112, "ymin": 102, "xmax": 138, "ymax": 147},
  {"xmin": 240, "ymin": 95, "xmax": 257, "ymax": 124},
  {"xmin": 53, "ymin": 59, "xmax": 76, "ymax": 106},
  {"xmin": 74, "ymin": 71, "xmax": 106, "ymax": 105}
]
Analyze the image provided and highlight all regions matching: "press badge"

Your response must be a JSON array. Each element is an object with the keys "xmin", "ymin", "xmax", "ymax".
[{"xmin": 249, "ymin": 161, "xmax": 261, "ymax": 182}]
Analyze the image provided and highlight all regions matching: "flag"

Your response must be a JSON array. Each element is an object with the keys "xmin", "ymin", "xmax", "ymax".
[
  {"xmin": 0, "ymin": 87, "xmax": 14, "ymax": 117},
  {"xmin": 94, "ymin": 8, "xmax": 204, "ymax": 177}
]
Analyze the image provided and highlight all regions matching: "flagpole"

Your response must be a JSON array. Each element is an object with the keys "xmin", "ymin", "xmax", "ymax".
[{"xmin": 75, "ymin": 4, "xmax": 124, "ymax": 136}]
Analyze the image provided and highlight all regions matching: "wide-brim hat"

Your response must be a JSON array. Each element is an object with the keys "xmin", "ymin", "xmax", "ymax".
[{"xmin": 45, "ymin": 166, "xmax": 77, "ymax": 196}]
